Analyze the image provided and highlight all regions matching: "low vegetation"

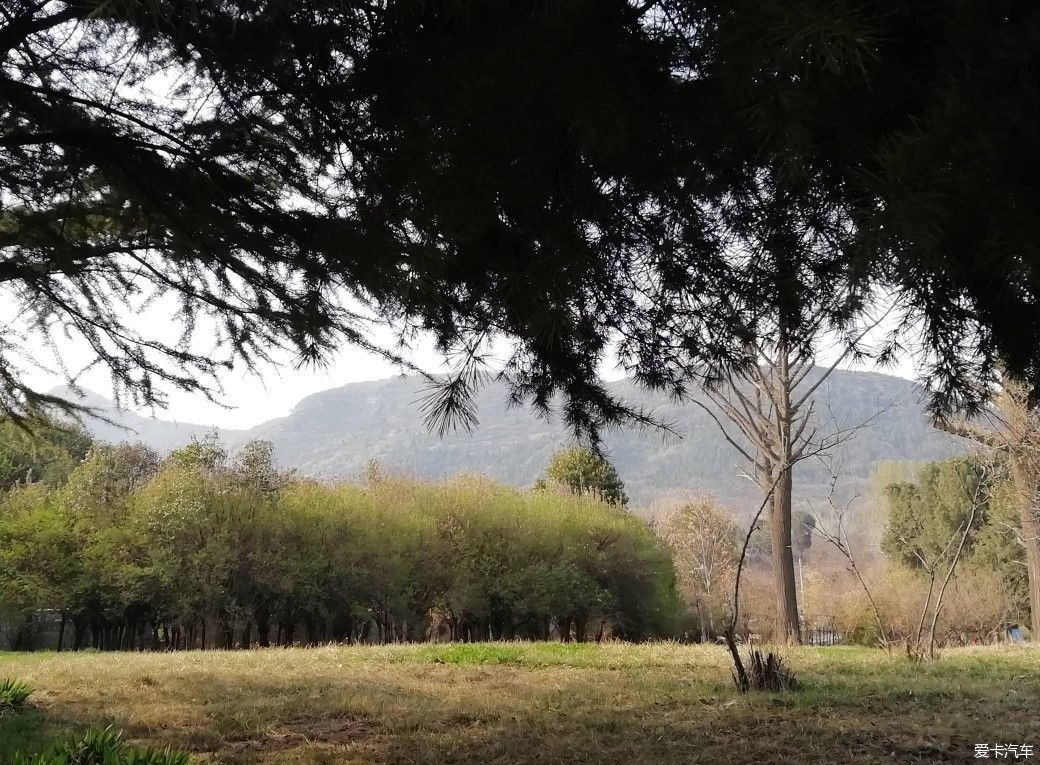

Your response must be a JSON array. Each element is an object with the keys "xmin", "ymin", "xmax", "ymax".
[
  {"xmin": 1, "ymin": 643, "xmax": 1037, "ymax": 764},
  {"xmin": 13, "ymin": 727, "xmax": 189, "ymax": 765},
  {"xmin": 0, "ymin": 677, "xmax": 32, "ymax": 715}
]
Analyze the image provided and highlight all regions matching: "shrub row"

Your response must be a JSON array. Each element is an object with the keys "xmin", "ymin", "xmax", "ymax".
[{"xmin": 0, "ymin": 442, "xmax": 680, "ymax": 649}]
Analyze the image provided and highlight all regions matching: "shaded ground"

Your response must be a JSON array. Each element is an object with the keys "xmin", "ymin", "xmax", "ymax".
[{"xmin": 1, "ymin": 642, "xmax": 1037, "ymax": 763}]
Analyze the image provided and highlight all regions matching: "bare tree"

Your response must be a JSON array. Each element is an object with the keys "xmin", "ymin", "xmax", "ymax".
[
  {"xmin": 809, "ymin": 459, "xmax": 890, "ymax": 649},
  {"xmin": 695, "ymin": 307, "xmax": 891, "ymax": 643},
  {"xmin": 937, "ymin": 376, "xmax": 1040, "ymax": 638}
]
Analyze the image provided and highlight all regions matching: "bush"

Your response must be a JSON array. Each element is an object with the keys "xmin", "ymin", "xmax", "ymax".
[{"xmin": 13, "ymin": 727, "xmax": 190, "ymax": 765}]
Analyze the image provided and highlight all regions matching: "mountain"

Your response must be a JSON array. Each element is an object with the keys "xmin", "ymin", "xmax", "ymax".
[
  {"xmin": 49, "ymin": 386, "xmax": 243, "ymax": 453},
  {"xmin": 54, "ymin": 370, "xmax": 965, "ymax": 511}
]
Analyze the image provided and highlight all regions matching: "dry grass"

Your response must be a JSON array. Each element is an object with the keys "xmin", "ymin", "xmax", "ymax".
[{"xmin": 1, "ymin": 642, "xmax": 1038, "ymax": 764}]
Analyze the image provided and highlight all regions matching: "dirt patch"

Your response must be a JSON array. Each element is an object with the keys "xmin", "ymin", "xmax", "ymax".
[{"xmin": 222, "ymin": 715, "xmax": 377, "ymax": 753}]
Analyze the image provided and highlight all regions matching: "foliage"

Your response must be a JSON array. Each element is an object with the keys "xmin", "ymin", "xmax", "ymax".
[
  {"xmin": 13, "ymin": 727, "xmax": 189, "ymax": 765},
  {"xmin": 4, "ymin": 1, "xmax": 1040, "ymax": 440},
  {"xmin": 817, "ymin": 565, "xmax": 1025, "ymax": 647},
  {"xmin": 0, "ymin": 678, "xmax": 32, "ymax": 715},
  {"xmin": 0, "ymin": 441, "xmax": 679, "ymax": 648},
  {"xmin": 882, "ymin": 458, "xmax": 997, "ymax": 569},
  {"xmin": 880, "ymin": 455, "xmax": 1029, "ymax": 618},
  {"xmin": 659, "ymin": 498, "xmax": 738, "ymax": 640},
  {"xmin": 0, "ymin": 419, "xmax": 92, "ymax": 490},
  {"xmin": 539, "ymin": 447, "xmax": 628, "ymax": 507},
  {"xmin": 0, "ymin": 0, "xmax": 690, "ymax": 440}
]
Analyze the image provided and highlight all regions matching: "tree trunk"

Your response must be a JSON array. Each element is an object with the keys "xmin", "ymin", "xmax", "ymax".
[
  {"xmin": 256, "ymin": 608, "xmax": 271, "ymax": 648},
  {"xmin": 57, "ymin": 613, "xmax": 66, "ymax": 652},
  {"xmin": 1020, "ymin": 500, "xmax": 1040, "ymax": 637},
  {"xmin": 1009, "ymin": 453, "xmax": 1040, "ymax": 638},
  {"xmin": 771, "ymin": 467, "xmax": 802, "ymax": 644}
]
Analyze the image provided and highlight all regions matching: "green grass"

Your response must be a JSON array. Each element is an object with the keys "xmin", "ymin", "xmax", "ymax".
[{"xmin": 0, "ymin": 642, "xmax": 1038, "ymax": 764}]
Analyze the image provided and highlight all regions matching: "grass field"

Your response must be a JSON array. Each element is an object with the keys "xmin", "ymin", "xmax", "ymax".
[{"xmin": 1, "ymin": 642, "xmax": 1038, "ymax": 764}]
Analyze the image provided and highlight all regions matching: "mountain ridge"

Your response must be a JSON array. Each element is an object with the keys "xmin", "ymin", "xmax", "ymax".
[{"xmin": 51, "ymin": 369, "xmax": 964, "ymax": 510}]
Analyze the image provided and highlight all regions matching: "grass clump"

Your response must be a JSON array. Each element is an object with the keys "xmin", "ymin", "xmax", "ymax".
[
  {"xmin": 0, "ymin": 678, "xmax": 33, "ymax": 714},
  {"xmin": 745, "ymin": 649, "xmax": 798, "ymax": 692},
  {"xmin": 13, "ymin": 726, "xmax": 190, "ymax": 765}
]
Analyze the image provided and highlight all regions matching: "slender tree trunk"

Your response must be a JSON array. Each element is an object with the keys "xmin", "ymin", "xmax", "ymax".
[
  {"xmin": 928, "ymin": 497, "xmax": 981, "ymax": 659},
  {"xmin": 57, "ymin": 613, "xmax": 66, "ymax": 652},
  {"xmin": 1019, "ymin": 500, "xmax": 1040, "ymax": 637},
  {"xmin": 914, "ymin": 570, "xmax": 937, "ymax": 655},
  {"xmin": 256, "ymin": 608, "xmax": 270, "ymax": 648},
  {"xmin": 771, "ymin": 466, "xmax": 801, "ymax": 644}
]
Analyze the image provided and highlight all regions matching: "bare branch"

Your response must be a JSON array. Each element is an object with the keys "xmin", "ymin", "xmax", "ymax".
[
  {"xmin": 690, "ymin": 398, "xmax": 756, "ymax": 464},
  {"xmin": 791, "ymin": 302, "xmax": 897, "ymax": 412}
]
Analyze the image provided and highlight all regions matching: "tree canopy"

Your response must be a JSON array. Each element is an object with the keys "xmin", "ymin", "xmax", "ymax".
[
  {"xmin": 539, "ymin": 447, "xmax": 628, "ymax": 507},
  {"xmin": 0, "ymin": 417, "xmax": 91, "ymax": 489},
  {"xmin": 0, "ymin": 440, "xmax": 678, "ymax": 649},
  {"xmin": 4, "ymin": 1, "xmax": 1040, "ymax": 435}
]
